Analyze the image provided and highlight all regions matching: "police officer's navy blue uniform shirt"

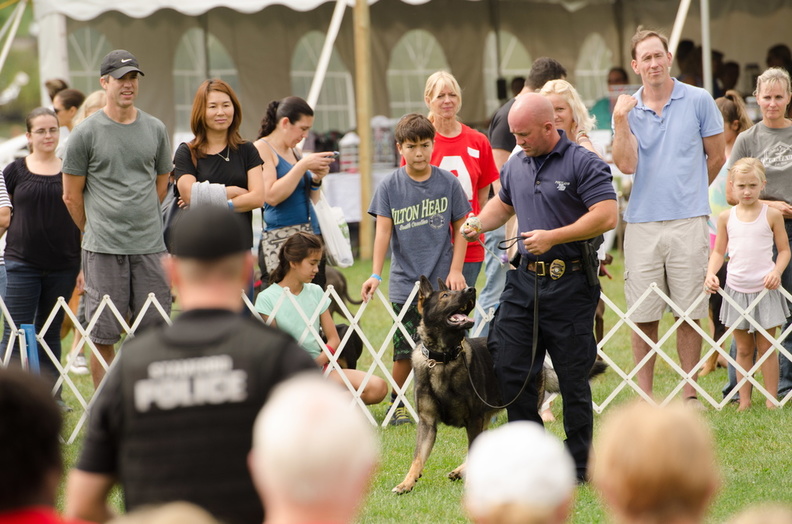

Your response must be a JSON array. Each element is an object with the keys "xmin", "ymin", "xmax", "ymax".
[{"xmin": 500, "ymin": 130, "xmax": 615, "ymax": 260}]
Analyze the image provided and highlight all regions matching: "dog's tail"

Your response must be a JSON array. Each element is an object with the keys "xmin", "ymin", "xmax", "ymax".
[
  {"xmin": 589, "ymin": 359, "xmax": 608, "ymax": 380},
  {"xmin": 339, "ymin": 286, "xmax": 363, "ymax": 306}
]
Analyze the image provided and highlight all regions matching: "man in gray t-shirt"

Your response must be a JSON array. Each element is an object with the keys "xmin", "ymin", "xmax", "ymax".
[{"xmin": 63, "ymin": 49, "xmax": 173, "ymax": 388}]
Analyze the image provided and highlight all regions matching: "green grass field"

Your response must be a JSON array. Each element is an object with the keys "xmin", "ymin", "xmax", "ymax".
[{"xmin": 56, "ymin": 251, "xmax": 792, "ymax": 522}]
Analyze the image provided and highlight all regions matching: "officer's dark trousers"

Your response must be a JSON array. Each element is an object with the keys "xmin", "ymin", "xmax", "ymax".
[{"xmin": 488, "ymin": 263, "xmax": 599, "ymax": 480}]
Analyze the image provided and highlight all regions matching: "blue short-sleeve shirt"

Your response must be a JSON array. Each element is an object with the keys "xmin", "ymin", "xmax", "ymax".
[{"xmin": 624, "ymin": 79, "xmax": 723, "ymax": 223}]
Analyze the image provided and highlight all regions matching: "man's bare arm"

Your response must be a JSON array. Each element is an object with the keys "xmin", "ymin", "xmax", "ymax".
[
  {"xmin": 64, "ymin": 469, "xmax": 117, "ymax": 523},
  {"xmin": 611, "ymin": 95, "xmax": 639, "ymax": 175},
  {"xmin": 703, "ymin": 133, "xmax": 726, "ymax": 184},
  {"xmin": 63, "ymin": 173, "xmax": 87, "ymax": 232}
]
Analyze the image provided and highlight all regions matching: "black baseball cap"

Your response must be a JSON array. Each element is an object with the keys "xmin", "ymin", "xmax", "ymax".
[
  {"xmin": 169, "ymin": 207, "xmax": 249, "ymax": 260},
  {"xmin": 100, "ymin": 49, "xmax": 145, "ymax": 79}
]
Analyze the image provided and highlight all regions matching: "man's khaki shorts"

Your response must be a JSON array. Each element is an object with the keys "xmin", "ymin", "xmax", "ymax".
[{"xmin": 624, "ymin": 217, "xmax": 709, "ymax": 323}]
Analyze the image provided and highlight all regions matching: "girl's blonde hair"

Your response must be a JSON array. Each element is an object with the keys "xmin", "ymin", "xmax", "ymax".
[
  {"xmin": 729, "ymin": 157, "xmax": 766, "ymax": 184},
  {"xmin": 539, "ymin": 79, "xmax": 596, "ymax": 135},
  {"xmin": 73, "ymin": 90, "xmax": 107, "ymax": 127},
  {"xmin": 424, "ymin": 71, "xmax": 462, "ymax": 123},
  {"xmin": 591, "ymin": 401, "xmax": 719, "ymax": 524}
]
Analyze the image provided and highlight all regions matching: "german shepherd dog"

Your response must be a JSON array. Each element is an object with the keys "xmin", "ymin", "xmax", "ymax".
[
  {"xmin": 393, "ymin": 276, "xmax": 607, "ymax": 494},
  {"xmin": 393, "ymin": 276, "xmax": 501, "ymax": 494}
]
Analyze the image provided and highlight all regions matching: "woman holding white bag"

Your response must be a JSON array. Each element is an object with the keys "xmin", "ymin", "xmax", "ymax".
[
  {"xmin": 173, "ymin": 78, "xmax": 265, "ymax": 250},
  {"xmin": 254, "ymin": 96, "xmax": 336, "ymax": 286}
]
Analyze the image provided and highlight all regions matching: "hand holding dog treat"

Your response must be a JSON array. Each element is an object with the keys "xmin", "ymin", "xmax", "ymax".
[{"xmin": 460, "ymin": 213, "xmax": 482, "ymax": 241}]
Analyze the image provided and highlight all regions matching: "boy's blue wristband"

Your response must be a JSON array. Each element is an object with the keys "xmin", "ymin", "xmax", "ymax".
[
  {"xmin": 370, "ymin": 273, "xmax": 382, "ymax": 282},
  {"xmin": 310, "ymin": 185, "xmax": 321, "ymax": 191},
  {"xmin": 227, "ymin": 199, "xmax": 234, "ymax": 210}
]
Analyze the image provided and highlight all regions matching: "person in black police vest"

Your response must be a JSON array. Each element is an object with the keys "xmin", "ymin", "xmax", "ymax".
[
  {"xmin": 64, "ymin": 207, "xmax": 316, "ymax": 524},
  {"xmin": 462, "ymin": 93, "xmax": 617, "ymax": 483}
]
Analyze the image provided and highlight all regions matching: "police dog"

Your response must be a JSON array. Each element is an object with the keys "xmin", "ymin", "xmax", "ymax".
[
  {"xmin": 392, "ymin": 276, "xmax": 607, "ymax": 494},
  {"xmin": 392, "ymin": 276, "xmax": 501, "ymax": 494}
]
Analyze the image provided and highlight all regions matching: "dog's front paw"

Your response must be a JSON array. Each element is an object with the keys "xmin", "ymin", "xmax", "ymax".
[
  {"xmin": 392, "ymin": 480, "xmax": 416, "ymax": 494},
  {"xmin": 447, "ymin": 464, "xmax": 465, "ymax": 481}
]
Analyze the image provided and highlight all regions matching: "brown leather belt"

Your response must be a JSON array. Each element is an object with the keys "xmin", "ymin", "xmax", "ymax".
[{"xmin": 525, "ymin": 259, "xmax": 583, "ymax": 278}]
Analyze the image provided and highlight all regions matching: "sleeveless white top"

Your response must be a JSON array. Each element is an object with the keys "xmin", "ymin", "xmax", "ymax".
[{"xmin": 726, "ymin": 204, "xmax": 774, "ymax": 293}]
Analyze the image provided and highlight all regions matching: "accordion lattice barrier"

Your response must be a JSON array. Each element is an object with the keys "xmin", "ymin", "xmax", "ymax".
[{"xmin": 2, "ymin": 281, "xmax": 790, "ymax": 443}]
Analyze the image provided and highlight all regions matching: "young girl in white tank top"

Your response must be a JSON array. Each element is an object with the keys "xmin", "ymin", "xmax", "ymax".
[{"xmin": 706, "ymin": 157, "xmax": 790, "ymax": 411}]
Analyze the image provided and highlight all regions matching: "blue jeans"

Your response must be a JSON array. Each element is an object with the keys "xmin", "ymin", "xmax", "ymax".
[
  {"xmin": 473, "ymin": 225, "xmax": 508, "ymax": 337},
  {"xmin": 462, "ymin": 261, "xmax": 483, "ymax": 292},
  {"xmin": 1, "ymin": 260, "xmax": 80, "ymax": 386},
  {"xmin": 0, "ymin": 264, "xmax": 7, "ymax": 300}
]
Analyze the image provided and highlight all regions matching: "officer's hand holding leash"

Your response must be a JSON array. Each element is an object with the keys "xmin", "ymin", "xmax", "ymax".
[{"xmin": 522, "ymin": 229, "xmax": 555, "ymax": 255}]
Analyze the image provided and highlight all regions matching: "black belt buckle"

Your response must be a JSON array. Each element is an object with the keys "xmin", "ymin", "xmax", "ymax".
[{"xmin": 535, "ymin": 261, "xmax": 546, "ymax": 276}]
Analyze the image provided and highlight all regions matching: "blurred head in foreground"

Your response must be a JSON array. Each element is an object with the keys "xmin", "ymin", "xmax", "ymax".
[
  {"xmin": 250, "ymin": 373, "xmax": 379, "ymax": 524},
  {"xmin": 464, "ymin": 421, "xmax": 576, "ymax": 524},
  {"xmin": 591, "ymin": 401, "xmax": 720, "ymax": 524}
]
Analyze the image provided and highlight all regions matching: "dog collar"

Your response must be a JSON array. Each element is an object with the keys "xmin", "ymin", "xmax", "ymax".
[{"xmin": 421, "ymin": 344, "xmax": 462, "ymax": 367}]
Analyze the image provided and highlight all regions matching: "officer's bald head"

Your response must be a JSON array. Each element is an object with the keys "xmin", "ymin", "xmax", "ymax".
[{"xmin": 508, "ymin": 93, "xmax": 559, "ymax": 157}]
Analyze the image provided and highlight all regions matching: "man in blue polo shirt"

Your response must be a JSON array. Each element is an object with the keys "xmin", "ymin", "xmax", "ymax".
[
  {"xmin": 612, "ymin": 29, "xmax": 725, "ymax": 405},
  {"xmin": 463, "ymin": 93, "xmax": 617, "ymax": 482}
]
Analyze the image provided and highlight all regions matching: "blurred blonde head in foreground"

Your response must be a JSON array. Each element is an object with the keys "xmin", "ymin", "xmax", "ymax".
[
  {"xmin": 108, "ymin": 501, "xmax": 219, "ymax": 524},
  {"xmin": 591, "ymin": 401, "xmax": 720, "ymax": 524}
]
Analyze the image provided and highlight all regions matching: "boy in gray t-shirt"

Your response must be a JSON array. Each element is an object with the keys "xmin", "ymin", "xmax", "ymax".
[{"xmin": 361, "ymin": 113, "xmax": 471, "ymax": 425}]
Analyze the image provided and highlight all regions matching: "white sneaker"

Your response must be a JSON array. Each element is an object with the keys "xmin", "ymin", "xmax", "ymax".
[{"xmin": 70, "ymin": 355, "xmax": 89, "ymax": 375}]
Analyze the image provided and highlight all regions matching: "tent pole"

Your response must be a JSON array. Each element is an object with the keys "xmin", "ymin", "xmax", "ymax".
[
  {"xmin": 0, "ymin": 0, "xmax": 27, "ymax": 81},
  {"xmin": 306, "ymin": 0, "xmax": 347, "ymax": 109},
  {"xmin": 354, "ymin": 0, "xmax": 373, "ymax": 260},
  {"xmin": 700, "ymin": 0, "xmax": 713, "ymax": 94},
  {"xmin": 668, "ymin": 0, "xmax": 691, "ymax": 58}
]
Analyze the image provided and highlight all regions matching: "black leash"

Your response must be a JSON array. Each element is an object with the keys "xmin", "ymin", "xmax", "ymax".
[{"xmin": 461, "ymin": 259, "xmax": 540, "ymax": 411}]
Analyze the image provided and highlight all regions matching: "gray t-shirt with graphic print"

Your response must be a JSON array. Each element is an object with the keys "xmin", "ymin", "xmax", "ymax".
[
  {"xmin": 729, "ymin": 123, "xmax": 792, "ymax": 205},
  {"xmin": 368, "ymin": 166, "xmax": 471, "ymax": 304}
]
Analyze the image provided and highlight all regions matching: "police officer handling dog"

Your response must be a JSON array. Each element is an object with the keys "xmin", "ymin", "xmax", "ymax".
[
  {"xmin": 64, "ymin": 207, "xmax": 316, "ymax": 524},
  {"xmin": 462, "ymin": 93, "xmax": 617, "ymax": 482}
]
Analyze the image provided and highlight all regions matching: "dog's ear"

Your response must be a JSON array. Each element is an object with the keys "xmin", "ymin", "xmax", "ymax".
[
  {"xmin": 419, "ymin": 275, "xmax": 434, "ymax": 299},
  {"xmin": 418, "ymin": 276, "xmax": 433, "ymax": 316},
  {"xmin": 437, "ymin": 278, "xmax": 449, "ymax": 292}
]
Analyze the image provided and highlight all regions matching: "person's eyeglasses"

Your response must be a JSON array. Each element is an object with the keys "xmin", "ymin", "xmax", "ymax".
[{"xmin": 32, "ymin": 128, "xmax": 60, "ymax": 136}]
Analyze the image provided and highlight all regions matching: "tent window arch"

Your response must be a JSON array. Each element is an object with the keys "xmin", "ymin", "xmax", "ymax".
[
  {"xmin": 483, "ymin": 31, "xmax": 532, "ymax": 116},
  {"xmin": 387, "ymin": 29, "xmax": 449, "ymax": 118},
  {"xmin": 173, "ymin": 28, "xmax": 239, "ymax": 143},
  {"xmin": 67, "ymin": 27, "xmax": 112, "ymax": 95},
  {"xmin": 291, "ymin": 31, "xmax": 355, "ymax": 135},
  {"xmin": 575, "ymin": 32, "xmax": 612, "ymax": 108}
]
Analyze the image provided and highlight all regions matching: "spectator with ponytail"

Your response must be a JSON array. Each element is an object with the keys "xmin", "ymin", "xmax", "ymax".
[{"xmin": 254, "ymin": 97, "xmax": 335, "ymax": 286}]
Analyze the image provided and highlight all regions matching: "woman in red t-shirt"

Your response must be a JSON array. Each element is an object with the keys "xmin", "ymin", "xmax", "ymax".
[{"xmin": 420, "ymin": 71, "xmax": 500, "ymax": 287}]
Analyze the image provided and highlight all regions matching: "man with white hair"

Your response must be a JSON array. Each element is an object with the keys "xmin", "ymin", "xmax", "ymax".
[
  {"xmin": 249, "ymin": 374, "xmax": 379, "ymax": 524},
  {"xmin": 464, "ymin": 421, "xmax": 576, "ymax": 524}
]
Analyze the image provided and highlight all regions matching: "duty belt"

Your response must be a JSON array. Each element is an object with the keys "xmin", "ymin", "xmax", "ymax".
[{"xmin": 525, "ymin": 259, "xmax": 582, "ymax": 280}]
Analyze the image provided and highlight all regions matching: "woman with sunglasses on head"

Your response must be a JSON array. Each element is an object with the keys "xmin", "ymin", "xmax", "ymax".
[{"xmin": 1, "ymin": 107, "xmax": 81, "ymax": 401}]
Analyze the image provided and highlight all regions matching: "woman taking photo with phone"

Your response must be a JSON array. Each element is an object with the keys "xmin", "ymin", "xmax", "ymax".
[{"xmin": 254, "ymin": 96, "xmax": 335, "ymax": 286}]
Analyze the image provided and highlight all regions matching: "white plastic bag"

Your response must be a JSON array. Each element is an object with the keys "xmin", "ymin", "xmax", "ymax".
[{"xmin": 312, "ymin": 190, "xmax": 354, "ymax": 267}]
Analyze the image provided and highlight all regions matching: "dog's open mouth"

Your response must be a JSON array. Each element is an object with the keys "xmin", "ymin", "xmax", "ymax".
[{"xmin": 447, "ymin": 313, "xmax": 473, "ymax": 327}]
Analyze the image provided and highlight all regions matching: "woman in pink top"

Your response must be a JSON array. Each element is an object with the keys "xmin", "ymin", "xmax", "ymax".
[{"xmin": 706, "ymin": 158, "xmax": 790, "ymax": 410}]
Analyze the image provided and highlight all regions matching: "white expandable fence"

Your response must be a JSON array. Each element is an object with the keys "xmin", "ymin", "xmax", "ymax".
[{"xmin": 2, "ymin": 281, "xmax": 790, "ymax": 443}]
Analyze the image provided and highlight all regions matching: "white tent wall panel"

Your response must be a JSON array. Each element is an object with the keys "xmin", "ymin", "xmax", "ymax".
[{"xmin": 35, "ymin": 0, "xmax": 792, "ymax": 139}]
